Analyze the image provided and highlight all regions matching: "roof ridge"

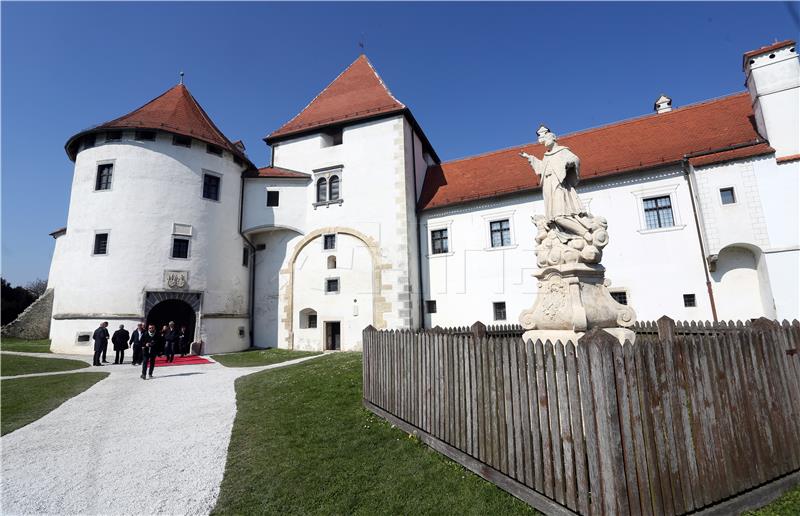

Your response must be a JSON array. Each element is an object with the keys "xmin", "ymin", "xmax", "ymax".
[
  {"xmin": 181, "ymin": 86, "xmax": 237, "ymax": 148},
  {"xmin": 442, "ymin": 90, "xmax": 749, "ymax": 166},
  {"xmin": 362, "ymin": 55, "xmax": 406, "ymax": 109},
  {"xmin": 101, "ymin": 83, "xmax": 181, "ymax": 126}
]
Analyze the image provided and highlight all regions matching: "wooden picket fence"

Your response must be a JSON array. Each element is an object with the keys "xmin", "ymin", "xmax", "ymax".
[{"xmin": 362, "ymin": 317, "xmax": 800, "ymax": 515}]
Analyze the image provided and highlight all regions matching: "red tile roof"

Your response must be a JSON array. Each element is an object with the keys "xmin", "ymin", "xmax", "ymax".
[
  {"xmin": 689, "ymin": 143, "xmax": 774, "ymax": 167},
  {"xmin": 742, "ymin": 40, "xmax": 795, "ymax": 69},
  {"xmin": 266, "ymin": 55, "xmax": 406, "ymax": 142},
  {"xmin": 244, "ymin": 166, "xmax": 311, "ymax": 179},
  {"xmin": 66, "ymin": 84, "xmax": 252, "ymax": 166},
  {"xmin": 419, "ymin": 92, "xmax": 768, "ymax": 211}
]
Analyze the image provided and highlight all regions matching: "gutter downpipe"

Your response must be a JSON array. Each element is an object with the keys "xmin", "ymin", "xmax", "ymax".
[
  {"xmin": 238, "ymin": 173, "xmax": 257, "ymax": 348},
  {"xmin": 679, "ymin": 139, "xmax": 764, "ymax": 323},
  {"xmin": 411, "ymin": 125, "xmax": 426, "ymax": 330}
]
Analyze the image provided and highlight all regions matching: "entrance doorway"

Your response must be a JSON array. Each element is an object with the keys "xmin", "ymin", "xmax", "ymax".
[
  {"xmin": 146, "ymin": 299, "xmax": 196, "ymax": 342},
  {"xmin": 325, "ymin": 321, "xmax": 341, "ymax": 350}
]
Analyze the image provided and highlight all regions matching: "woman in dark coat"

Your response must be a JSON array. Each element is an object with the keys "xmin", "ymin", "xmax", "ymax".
[
  {"xmin": 111, "ymin": 324, "xmax": 130, "ymax": 364},
  {"xmin": 178, "ymin": 325, "xmax": 190, "ymax": 357}
]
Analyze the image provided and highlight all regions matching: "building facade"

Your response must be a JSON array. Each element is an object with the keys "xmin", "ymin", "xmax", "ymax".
[{"xmin": 46, "ymin": 41, "xmax": 799, "ymax": 354}]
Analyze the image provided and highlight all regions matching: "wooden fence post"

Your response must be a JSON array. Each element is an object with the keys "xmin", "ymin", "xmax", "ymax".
[
  {"xmin": 471, "ymin": 321, "xmax": 487, "ymax": 341},
  {"xmin": 656, "ymin": 315, "xmax": 676, "ymax": 342}
]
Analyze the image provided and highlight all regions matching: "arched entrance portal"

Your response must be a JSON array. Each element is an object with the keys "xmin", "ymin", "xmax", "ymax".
[{"xmin": 146, "ymin": 300, "xmax": 196, "ymax": 342}]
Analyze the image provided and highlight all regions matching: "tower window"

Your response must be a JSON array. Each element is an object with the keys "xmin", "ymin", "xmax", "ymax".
[
  {"xmin": 322, "ymin": 128, "xmax": 343, "ymax": 147},
  {"xmin": 720, "ymin": 187, "xmax": 736, "ymax": 205},
  {"xmin": 426, "ymin": 300, "xmax": 437, "ymax": 314},
  {"xmin": 172, "ymin": 135, "xmax": 191, "ymax": 148},
  {"xmin": 431, "ymin": 229, "xmax": 449, "ymax": 254},
  {"xmin": 105, "ymin": 131, "xmax": 122, "ymax": 142},
  {"xmin": 206, "ymin": 144, "xmax": 223, "ymax": 156},
  {"xmin": 490, "ymin": 219, "xmax": 512, "ymax": 247},
  {"xmin": 266, "ymin": 190, "xmax": 280, "ymax": 207},
  {"xmin": 316, "ymin": 177, "xmax": 328, "ymax": 203},
  {"xmin": 643, "ymin": 195, "xmax": 674, "ymax": 229},
  {"xmin": 135, "ymin": 130, "xmax": 156, "ymax": 141},
  {"xmin": 493, "ymin": 302, "xmax": 506, "ymax": 321},
  {"xmin": 325, "ymin": 278, "xmax": 340, "ymax": 294},
  {"xmin": 323, "ymin": 234, "xmax": 336, "ymax": 250},
  {"xmin": 95, "ymin": 163, "xmax": 113, "ymax": 191},
  {"xmin": 93, "ymin": 233, "xmax": 109, "ymax": 255},
  {"xmin": 683, "ymin": 294, "xmax": 696, "ymax": 307},
  {"xmin": 203, "ymin": 173, "xmax": 221, "ymax": 201},
  {"xmin": 329, "ymin": 175, "xmax": 340, "ymax": 201},
  {"xmin": 83, "ymin": 134, "xmax": 96, "ymax": 149},
  {"xmin": 171, "ymin": 238, "xmax": 189, "ymax": 259}
]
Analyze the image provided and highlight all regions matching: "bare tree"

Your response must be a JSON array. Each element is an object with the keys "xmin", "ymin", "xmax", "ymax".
[{"xmin": 25, "ymin": 278, "xmax": 48, "ymax": 298}]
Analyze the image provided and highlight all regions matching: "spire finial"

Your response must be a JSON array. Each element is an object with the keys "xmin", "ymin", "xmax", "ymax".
[
  {"xmin": 179, "ymin": 71, "xmax": 184, "ymax": 85},
  {"xmin": 358, "ymin": 33, "xmax": 366, "ymax": 53}
]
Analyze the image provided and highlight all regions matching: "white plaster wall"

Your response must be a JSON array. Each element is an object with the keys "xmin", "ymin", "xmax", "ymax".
[
  {"xmin": 48, "ymin": 131, "xmax": 250, "ymax": 354},
  {"xmin": 710, "ymin": 246, "xmax": 773, "ymax": 321},
  {"xmin": 242, "ymin": 178, "xmax": 308, "ymax": 234},
  {"xmin": 292, "ymin": 233, "xmax": 374, "ymax": 351},
  {"xmin": 419, "ymin": 167, "xmax": 715, "ymax": 327},
  {"xmin": 763, "ymin": 251, "xmax": 800, "ymax": 320}
]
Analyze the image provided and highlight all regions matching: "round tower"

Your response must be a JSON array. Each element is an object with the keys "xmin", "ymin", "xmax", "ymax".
[{"xmin": 48, "ymin": 83, "xmax": 254, "ymax": 354}]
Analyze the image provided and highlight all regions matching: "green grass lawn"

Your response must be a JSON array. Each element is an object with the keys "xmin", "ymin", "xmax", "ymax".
[
  {"xmin": 748, "ymin": 485, "xmax": 800, "ymax": 515},
  {"xmin": 1, "ymin": 354, "xmax": 89, "ymax": 377},
  {"xmin": 213, "ymin": 352, "xmax": 536, "ymax": 515},
  {"xmin": 1, "ymin": 372, "xmax": 108, "ymax": 435},
  {"xmin": 0, "ymin": 338, "xmax": 51, "ymax": 353},
  {"xmin": 211, "ymin": 347, "xmax": 321, "ymax": 367}
]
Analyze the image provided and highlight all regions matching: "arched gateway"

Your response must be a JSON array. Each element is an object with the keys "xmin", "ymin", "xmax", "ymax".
[{"xmin": 144, "ymin": 292, "xmax": 201, "ymax": 342}]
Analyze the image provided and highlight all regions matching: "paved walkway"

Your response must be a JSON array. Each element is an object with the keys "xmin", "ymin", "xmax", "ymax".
[{"xmin": 1, "ymin": 353, "xmax": 324, "ymax": 515}]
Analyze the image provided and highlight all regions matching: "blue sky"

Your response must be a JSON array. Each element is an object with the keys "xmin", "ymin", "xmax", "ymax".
[{"xmin": 1, "ymin": 2, "xmax": 796, "ymax": 285}]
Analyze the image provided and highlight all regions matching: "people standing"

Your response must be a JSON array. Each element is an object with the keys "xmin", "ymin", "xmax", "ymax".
[
  {"xmin": 164, "ymin": 321, "xmax": 179, "ymax": 363},
  {"xmin": 129, "ymin": 322, "xmax": 145, "ymax": 366},
  {"xmin": 178, "ymin": 325, "xmax": 189, "ymax": 357},
  {"xmin": 140, "ymin": 324, "xmax": 162, "ymax": 380},
  {"xmin": 92, "ymin": 322, "xmax": 109, "ymax": 366},
  {"xmin": 111, "ymin": 324, "xmax": 130, "ymax": 364}
]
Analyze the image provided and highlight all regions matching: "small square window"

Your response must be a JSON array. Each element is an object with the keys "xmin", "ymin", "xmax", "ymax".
[
  {"xmin": 610, "ymin": 291, "xmax": 628, "ymax": 305},
  {"xmin": 493, "ymin": 302, "xmax": 506, "ymax": 321},
  {"xmin": 431, "ymin": 229, "xmax": 449, "ymax": 254},
  {"xmin": 490, "ymin": 219, "xmax": 511, "ymax": 248},
  {"xmin": 206, "ymin": 144, "xmax": 223, "ymax": 156},
  {"xmin": 93, "ymin": 233, "xmax": 108, "ymax": 255},
  {"xmin": 135, "ymin": 130, "xmax": 156, "ymax": 141},
  {"xmin": 308, "ymin": 314, "xmax": 317, "ymax": 328},
  {"xmin": 643, "ymin": 195, "xmax": 675, "ymax": 229},
  {"xmin": 266, "ymin": 190, "xmax": 280, "ymax": 207},
  {"xmin": 683, "ymin": 294, "xmax": 696, "ymax": 307},
  {"xmin": 173, "ymin": 134, "xmax": 191, "ymax": 148},
  {"xmin": 323, "ymin": 234, "xmax": 336, "ymax": 250},
  {"xmin": 105, "ymin": 131, "xmax": 122, "ymax": 142},
  {"xmin": 720, "ymin": 187, "xmax": 736, "ymax": 205},
  {"xmin": 322, "ymin": 128, "xmax": 343, "ymax": 147},
  {"xmin": 203, "ymin": 174, "xmax": 221, "ymax": 201},
  {"xmin": 425, "ymin": 300, "xmax": 437, "ymax": 314},
  {"xmin": 171, "ymin": 238, "xmax": 189, "ymax": 259},
  {"xmin": 242, "ymin": 247, "xmax": 250, "ymax": 267},
  {"xmin": 325, "ymin": 278, "xmax": 340, "ymax": 294},
  {"xmin": 95, "ymin": 163, "xmax": 113, "ymax": 191}
]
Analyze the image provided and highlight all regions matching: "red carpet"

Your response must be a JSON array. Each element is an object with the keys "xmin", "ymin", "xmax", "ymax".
[{"xmin": 153, "ymin": 355, "xmax": 211, "ymax": 367}]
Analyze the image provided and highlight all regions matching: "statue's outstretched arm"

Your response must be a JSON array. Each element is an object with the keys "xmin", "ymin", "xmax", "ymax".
[{"xmin": 519, "ymin": 152, "xmax": 542, "ymax": 176}]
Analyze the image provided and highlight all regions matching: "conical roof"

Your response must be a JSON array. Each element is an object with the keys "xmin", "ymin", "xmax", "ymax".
[
  {"xmin": 66, "ymin": 84, "xmax": 250, "ymax": 164},
  {"xmin": 266, "ymin": 55, "xmax": 406, "ymax": 142}
]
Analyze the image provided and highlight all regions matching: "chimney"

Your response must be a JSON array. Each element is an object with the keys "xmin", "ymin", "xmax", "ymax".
[
  {"xmin": 743, "ymin": 40, "xmax": 799, "ymax": 159},
  {"xmin": 654, "ymin": 94, "xmax": 672, "ymax": 114}
]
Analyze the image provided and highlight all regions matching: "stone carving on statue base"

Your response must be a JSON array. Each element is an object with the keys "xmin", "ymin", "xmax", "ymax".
[{"xmin": 518, "ymin": 125, "xmax": 636, "ymax": 345}]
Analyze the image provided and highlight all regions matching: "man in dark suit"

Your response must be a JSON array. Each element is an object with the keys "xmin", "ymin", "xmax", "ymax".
[
  {"xmin": 92, "ymin": 322, "xmax": 109, "ymax": 366},
  {"xmin": 164, "ymin": 321, "xmax": 180, "ymax": 363},
  {"xmin": 129, "ymin": 322, "xmax": 145, "ymax": 366},
  {"xmin": 111, "ymin": 324, "xmax": 130, "ymax": 364},
  {"xmin": 140, "ymin": 323, "xmax": 162, "ymax": 380}
]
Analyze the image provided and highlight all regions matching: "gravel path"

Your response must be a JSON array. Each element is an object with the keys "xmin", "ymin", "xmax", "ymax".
[{"xmin": 1, "ymin": 354, "xmax": 324, "ymax": 515}]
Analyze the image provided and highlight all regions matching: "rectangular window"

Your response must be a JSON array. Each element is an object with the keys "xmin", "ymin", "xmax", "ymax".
[
  {"xmin": 172, "ymin": 134, "xmax": 191, "ymax": 148},
  {"xmin": 493, "ymin": 302, "xmax": 507, "ymax": 321},
  {"xmin": 203, "ymin": 174, "xmax": 221, "ymax": 201},
  {"xmin": 206, "ymin": 144, "xmax": 223, "ymax": 156},
  {"xmin": 720, "ymin": 187, "xmax": 736, "ymax": 205},
  {"xmin": 325, "ymin": 278, "xmax": 340, "ymax": 294},
  {"xmin": 308, "ymin": 314, "xmax": 317, "ymax": 328},
  {"xmin": 135, "ymin": 130, "xmax": 155, "ymax": 141},
  {"xmin": 610, "ymin": 291, "xmax": 628, "ymax": 305},
  {"xmin": 425, "ymin": 300, "xmax": 437, "ymax": 314},
  {"xmin": 323, "ymin": 234, "xmax": 336, "ymax": 250},
  {"xmin": 643, "ymin": 195, "xmax": 674, "ymax": 229},
  {"xmin": 490, "ymin": 219, "xmax": 511, "ymax": 248},
  {"xmin": 322, "ymin": 128, "xmax": 343, "ymax": 147},
  {"xmin": 84, "ymin": 134, "xmax": 96, "ymax": 149},
  {"xmin": 683, "ymin": 294, "xmax": 696, "ymax": 307},
  {"xmin": 93, "ymin": 233, "xmax": 108, "ymax": 255},
  {"xmin": 171, "ymin": 238, "xmax": 189, "ymax": 259},
  {"xmin": 242, "ymin": 247, "xmax": 249, "ymax": 266},
  {"xmin": 266, "ymin": 190, "xmax": 280, "ymax": 207},
  {"xmin": 431, "ymin": 229, "xmax": 449, "ymax": 254},
  {"xmin": 95, "ymin": 163, "xmax": 113, "ymax": 191},
  {"xmin": 105, "ymin": 131, "xmax": 122, "ymax": 142}
]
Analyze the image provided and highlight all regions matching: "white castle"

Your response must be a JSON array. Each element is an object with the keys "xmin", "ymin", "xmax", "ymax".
[{"xmin": 45, "ymin": 40, "xmax": 799, "ymax": 354}]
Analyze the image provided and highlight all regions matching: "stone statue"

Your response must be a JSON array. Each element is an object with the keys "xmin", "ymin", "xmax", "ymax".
[{"xmin": 518, "ymin": 125, "xmax": 636, "ymax": 343}]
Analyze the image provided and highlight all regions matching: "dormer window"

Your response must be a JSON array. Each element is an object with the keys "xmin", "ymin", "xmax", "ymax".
[
  {"xmin": 206, "ymin": 144, "xmax": 223, "ymax": 156},
  {"xmin": 105, "ymin": 131, "xmax": 122, "ymax": 142},
  {"xmin": 321, "ymin": 127, "xmax": 343, "ymax": 147},
  {"xmin": 135, "ymin": 130, "xmax": 156, "ymax": 141},
  {"xmin": 173, "ymin": 135, "xmax": 191, "ymax": 148}
]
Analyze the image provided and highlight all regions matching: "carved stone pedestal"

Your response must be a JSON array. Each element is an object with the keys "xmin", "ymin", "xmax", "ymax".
[{"xmin": 519, "ymin": 262, "xmax": 636, "ymax": 342}]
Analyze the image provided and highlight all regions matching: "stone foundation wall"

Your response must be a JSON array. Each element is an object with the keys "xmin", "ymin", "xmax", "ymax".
[{"xmin": 1, "ymin": 289, "xmax": 53, "ymax": 340}]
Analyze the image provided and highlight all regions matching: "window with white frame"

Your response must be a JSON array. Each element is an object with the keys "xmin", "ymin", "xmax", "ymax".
[
  {"xmin": 493, "ymin": 302, "xmax": 507, "ymax": 321},
  {"xmin": 93, "ymin": 232, "xmax": 109, "ymax": 255},
  {"xmin": 642, "ymin": 195, "xmax": 675, "ymax": 230},
  {"xmin": 266, "ymin": 190, "xmax": 279, "ymax": 207},
  {"xmin": 323, "ymin": 234, "xmax": 336, "ymax": 250},
  {"xmin": 171, "ymin": 238, "xmax": 189, "ymax": 259},
  {"xmin": 325, "ymin": 278, "xmax": 340, "ymax": 294},
  {"xmin": 490, "ymin": 219, "xmax": 512, "ymax": 248},
  {"xmin": 720, "ymin": 187, "xmax": 736, "ymax": 205},
  {"xmin": 314, "ymin": 167, "xmax": 343, "ymax": 206},
  {"xmin": 203, "ymin": 173, "xmax": 221, "ymax": 201},
  {"xmin": 431, "ymin": 229, "xmax": 449, "ymax": 254},
  {"xmin": 95, "ymin": 163, "xmax": 113, "ymax": 191}
]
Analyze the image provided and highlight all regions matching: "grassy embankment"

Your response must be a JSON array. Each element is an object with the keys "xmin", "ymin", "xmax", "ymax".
[
  {"xmin": 0, "ymin": 337, "xmax": 51, "ymax": 353},
  {"xmin": 211, "ymin": 348, "xmax": 321, "ymax": 367}
]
